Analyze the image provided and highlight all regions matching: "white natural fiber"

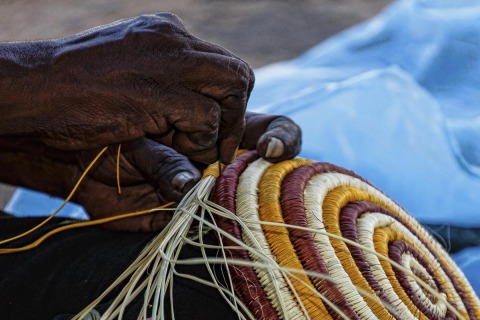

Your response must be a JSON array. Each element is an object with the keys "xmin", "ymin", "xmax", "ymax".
[{"xmin": 72, "ymin": 157, "xmax": 479, "ymax": 320}]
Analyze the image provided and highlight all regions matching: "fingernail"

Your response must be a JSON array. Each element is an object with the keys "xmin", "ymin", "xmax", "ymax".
[
  {"xmin": 265, "ymin": 137, "xmax": 284, "ymax": 158},
  {"xmin": 172, "ymin": 171, "xmax": 195, "ymax": 193}
]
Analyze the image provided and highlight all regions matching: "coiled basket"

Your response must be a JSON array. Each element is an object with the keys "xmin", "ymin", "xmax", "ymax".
[{"xmin": 206, "ymin": 150, "xmax": 480, "ymax": 320}]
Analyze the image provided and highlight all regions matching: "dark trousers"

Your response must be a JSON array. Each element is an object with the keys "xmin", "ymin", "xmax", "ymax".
[{"xmin": 0, "ymin": 215, "xmax": 236, "ymax": 320}]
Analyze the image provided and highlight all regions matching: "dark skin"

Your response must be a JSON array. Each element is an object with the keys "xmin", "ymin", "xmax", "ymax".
[{"xmin": 0, "ymin": 13, "xmax": 302, "ymax": 232}]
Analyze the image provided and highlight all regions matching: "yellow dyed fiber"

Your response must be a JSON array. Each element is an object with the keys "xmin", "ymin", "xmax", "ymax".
[
  {"xmin": 6, "ymin": 146, "xmax": 480, "ymax": 320},
  {"xmin": 323, "ymin": 186, "xmax": 480, "ymax": 318},
  {"xmin": 373, "ymin": 227, "xmax": 461, "ymax": 319},
  {"xmin": 257, "ymin": 158, "xmax": 333, "ymax": 319},
  {"xmin": 321, "ymin": 186, "xmax": 395, "ymax": 319},
  {"xmin": 202, "ymin": 162, "xmax": 223, "ymax": 179},
  {"xmin": 321, "ymin": 185, "xmax": 475, "ymax": 317},
  {"xmin": 202, "ymin": 149, "xmax": 250, "ymax": 178}
]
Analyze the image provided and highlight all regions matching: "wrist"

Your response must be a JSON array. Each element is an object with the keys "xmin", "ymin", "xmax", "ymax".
[{"xmin": 0, "ymin": 40, "xmax": 59, "ymax": 137}]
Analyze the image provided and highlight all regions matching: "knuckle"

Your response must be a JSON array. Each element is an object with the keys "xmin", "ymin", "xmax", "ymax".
[
  {"xmin": 155, "ymin": 12, "xmax": 185, "ymax": 27},
  {"xmin": 231, "ymin": 59, "xmax": 254, "ymax": 85},
  {"xmin": 190, "ymin": 129, "xmax": 217, "ymax": 148},
  {"xmin": 127, "ymin": 14, "xmax": 189, "ymax": 42}
]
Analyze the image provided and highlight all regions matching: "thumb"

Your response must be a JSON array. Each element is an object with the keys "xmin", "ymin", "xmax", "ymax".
[
  {"xmin": 241, "ymin": 112, "xmax": 302, "ymax": 163},
  {"xmin": 122, "ymin": 138, "xmax": 201, "ymax": 202}
]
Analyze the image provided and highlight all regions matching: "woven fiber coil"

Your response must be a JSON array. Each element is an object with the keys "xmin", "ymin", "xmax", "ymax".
[{"xmin": 208, "ymin": 150, "xmax": 480, "ymax": 320}]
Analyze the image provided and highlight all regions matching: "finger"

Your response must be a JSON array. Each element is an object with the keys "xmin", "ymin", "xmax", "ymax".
[
  {"xmin": 171, "ymin": 131, "xmax": 219, "ymax": 163},
  {"xmin": 241, "ymin": 112, "xmax": 302, "ymax": 162},
  {"xmin": 148, "ymin": 86, "xmax": 246, "ymax": 164},
  {"xmin": 122, "ymin": 138, "xmax": 201, "ymax": 202},
  {"xmin": 166, "ymin": 52, "xmax": 253, "ymax": 164},
  {"xmin": 147, "ymin": 90, "xmax": 222, "ymax": 163},
  {"xmin": 218, "ymin": 100, "xmax": 246, "ymax": 164},
  {"xmin": 241, "ymin": 112, "xmax": 282, "ymax": 149},
  {"xmin": 178, "ymin": 51, "xmax": 254, "ymax": 101},
  {"xmin": 187, "ymin": 39, "xmax": 256, "ymax": 99},
  {"xmin": 178, "ymin": 53, "xmax": 253, "ymax": 163}
]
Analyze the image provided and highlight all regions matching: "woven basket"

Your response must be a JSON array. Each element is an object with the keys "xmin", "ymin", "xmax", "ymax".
[{"xmin": 208, "ymin": 150, "xmax": 480, "ymax": 320}]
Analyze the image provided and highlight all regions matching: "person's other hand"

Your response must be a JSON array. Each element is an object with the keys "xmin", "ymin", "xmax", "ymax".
[
  {"xmin": 0, "ymin": 112, "xmax": 301, "ymax": 232},
  {"xmin": 2, "ymin": 13, "xmax": 254, "ymax": 164}
]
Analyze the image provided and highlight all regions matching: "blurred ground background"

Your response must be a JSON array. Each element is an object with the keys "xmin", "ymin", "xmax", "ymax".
[{"xmin": 0, "ymin": 0, "xmax": 391, "ymax": 209}]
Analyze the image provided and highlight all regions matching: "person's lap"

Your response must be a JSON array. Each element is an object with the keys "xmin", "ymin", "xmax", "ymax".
[
  {"xmin": 0, "ymin": 214, "xmax": 236, "ymax": 320},
  {"xmin": 2, "ymin": 212, "xmax": 479, "ymax": 320}
]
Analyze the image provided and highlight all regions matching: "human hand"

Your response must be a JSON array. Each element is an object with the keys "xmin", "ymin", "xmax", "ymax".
[
  {"xmin": 0, "ymin": 112, "xmax": 301, "ymax": 232},
  {"xmin": 1, "ymin": 13, "xmax": 254, "ymax": 164}
]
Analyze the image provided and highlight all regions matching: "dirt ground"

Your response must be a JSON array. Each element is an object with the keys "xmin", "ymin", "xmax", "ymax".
[
  {"xmin": 0, "ymin": 0, "xmax": 391, "ymax": 67},
  {"xmin": 0, "ymin": 0, "xmax": 391, "ymax": 208}
]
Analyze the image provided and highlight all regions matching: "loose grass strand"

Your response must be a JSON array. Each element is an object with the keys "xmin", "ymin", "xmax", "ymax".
[
  {"xmin": 116, "ymin": 143, "xmax": 122, "ymax": 194},
  {"xmin": 0, "ymin": 146, "xmax": 109, "ymax": 247},
  {"xmin": 56, "ymin": 154, "xmax": 480, "ymax": 320}
]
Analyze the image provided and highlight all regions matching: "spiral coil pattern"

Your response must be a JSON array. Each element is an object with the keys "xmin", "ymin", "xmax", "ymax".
[{"xmin": 210, "ymin": 151, "xmax": 480, "ymax": 320}]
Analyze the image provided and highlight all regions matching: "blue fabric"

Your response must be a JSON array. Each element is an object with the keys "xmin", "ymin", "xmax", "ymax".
[
  {"xmin": 452, "ymin": 246, "xmax": 480, "ymax": 294},
  {"xmin": 5, "ymin": 0, "xmax": 480, "ymax": 297},
  {"xmin": 248, "ymin": 0, "xmax": 480, "ymax": 294},
  {"xmin": 250, "ymin": 0, "xmax": 480, "ymax": 227},
  {"xmin": 4, "ymin": 188, "xmax": 88, "ymax": 220}
]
